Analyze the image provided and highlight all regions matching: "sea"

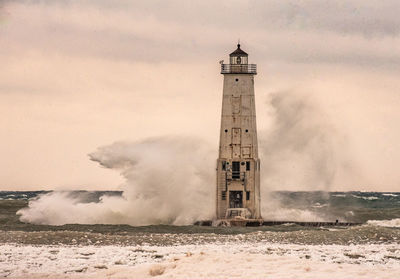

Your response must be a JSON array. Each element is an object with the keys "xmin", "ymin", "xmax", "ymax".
[{"xmin": 1, "ymin": 191, "xmax": 400, "ymax": 279}]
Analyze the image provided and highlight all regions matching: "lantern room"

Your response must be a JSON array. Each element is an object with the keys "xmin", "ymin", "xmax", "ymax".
[
  {"xmin": 221, "ymin": 43, "xmax": 256, "ymax": 74},
  {"xmin": 229, "ymin": 44, "xmax": 248, "ymax": 65}
]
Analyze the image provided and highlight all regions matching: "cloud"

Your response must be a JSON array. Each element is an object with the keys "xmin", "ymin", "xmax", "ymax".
[{"xmin": 2, "ymin": 1, "xmax": 400, "ymax": 66}]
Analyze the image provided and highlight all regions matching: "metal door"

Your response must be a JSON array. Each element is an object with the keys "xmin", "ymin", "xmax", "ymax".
[{"xmin": 229, "ymin": 191, "xmax": 243, "ymax": 208}]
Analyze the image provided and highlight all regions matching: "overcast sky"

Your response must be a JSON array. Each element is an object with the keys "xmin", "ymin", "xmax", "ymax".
[{"xmin": 1, "ymin": 0, "xmax": 400, "ymax": 191}]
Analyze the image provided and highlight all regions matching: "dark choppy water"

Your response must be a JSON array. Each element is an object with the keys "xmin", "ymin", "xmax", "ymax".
[{"xmin": 0, "ymin": 191, "xmax": 399, "ymax": 246}]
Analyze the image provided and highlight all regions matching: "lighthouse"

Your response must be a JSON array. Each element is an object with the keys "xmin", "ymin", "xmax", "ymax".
[{"xmin": 216, "ymin": 44, "xmax": 262, "ymax": 222}]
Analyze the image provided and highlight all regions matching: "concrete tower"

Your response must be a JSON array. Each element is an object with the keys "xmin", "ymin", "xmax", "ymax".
[{"xmin": 216, "ymin": 44, "xmax": 261, "ymax": 221}]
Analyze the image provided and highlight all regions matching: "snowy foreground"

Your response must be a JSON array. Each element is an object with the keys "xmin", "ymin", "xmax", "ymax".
[{"xmin": 2, "ymin": 243, "xmax": 400, "ymax": 279}]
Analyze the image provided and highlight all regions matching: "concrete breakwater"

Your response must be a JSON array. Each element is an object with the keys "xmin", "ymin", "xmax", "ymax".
[{"xmin": 194, "ymin": 220, "xmax": 363, "ymax": 227}]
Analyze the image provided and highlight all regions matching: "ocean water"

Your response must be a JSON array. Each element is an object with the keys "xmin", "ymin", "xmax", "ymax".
[{"xmin": 1, "ymin": 191, "xmax": 399, "ymax": 278}]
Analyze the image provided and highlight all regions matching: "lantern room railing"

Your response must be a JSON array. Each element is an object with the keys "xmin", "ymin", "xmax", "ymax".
[{"xmin": 221, "ymin": 64, "xmax": 257, "ymax": 74}]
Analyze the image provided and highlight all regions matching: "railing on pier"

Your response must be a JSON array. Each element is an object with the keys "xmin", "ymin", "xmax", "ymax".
[{"xmin": 221, "ymin": 64, "xmax": 257, "ymax": 74}]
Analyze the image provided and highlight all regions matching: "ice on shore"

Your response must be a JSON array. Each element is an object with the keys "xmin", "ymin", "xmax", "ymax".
[{"xmin": 2, "ymin": 242, "xmax": 400, "ymax": 279}]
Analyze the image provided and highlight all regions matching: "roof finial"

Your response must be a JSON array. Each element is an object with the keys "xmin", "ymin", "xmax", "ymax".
[{"xmin": 237, "ymin": 38, "xmax": 240, "ymax": 48}]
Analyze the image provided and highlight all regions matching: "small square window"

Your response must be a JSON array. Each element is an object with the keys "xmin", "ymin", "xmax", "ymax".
[{"xmin": 222, "ymin": 191, "xmax": 227, "ymax": 200}]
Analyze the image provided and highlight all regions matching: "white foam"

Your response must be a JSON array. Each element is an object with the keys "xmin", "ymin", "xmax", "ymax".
[
  {"xmin": 382, "ymin": 193, "xmax": 398, "ymax": 197},
  {"xmin": 351, "ymin": 195, "xmax": 379, "ymax": 200},
  {"xmin": 262, "ymin": 207, "xmax": 326, "ymax": 221},
  {"xmin": 312, "ymin": 202, "xmax": 328, "ymax": 208},
  {"xmin": 367, "ymin": 218, "xmax": 400, "ymax": 228},
  {"xmin": 332, "ymin": 194, "xmax": 346, "ymax": 197},
  {"xmin": 2, "ymin": 242, "xmax": 400, "ymax": 278}
]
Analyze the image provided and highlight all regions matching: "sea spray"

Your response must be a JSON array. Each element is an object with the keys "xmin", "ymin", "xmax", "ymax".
[
  {"xmin": 259, "ymin": 91, "xmax": 342, "ymax": 191},
  {"xmin": 17, "ymin": 92, "xmax": 346, "ymax": 225},
  {"xmin": 259, "ymin": 91, "xmax": 344, "ymax": 221},
  {"xmin": 18, "ymin": 137, "xmax": 216, "ymax": 225},
  {"xmin": 367, "ymin": 218, "xmax": 400, "ymax": 228}
]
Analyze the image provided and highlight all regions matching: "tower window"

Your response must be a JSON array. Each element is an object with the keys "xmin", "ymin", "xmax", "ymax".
[
  {"xmin": 235, "ymin": 78, "xmax": 239, "ymax": 82},
  {"xmin": 245, "ymin": 129, "xmax": 248, "ymax": 133},
  {"xmin": 224, "ymin": 129, "xmax": 228, "ymax": 133},
  {"xmin": 222, "ymin": 191, "xmax": 226, "ymax": 200},
  {"xmin": 246, "ymin": 191, "xmax": 250, "ymax": 200},
  {"xmin": 222, "ymin": 161, "xmax": 226, "ymax": 171},
  {"xmin": 232, "ymin": 161, "xmax": 240, "ymax": 179},
  {"xmin": 246, "ymin": 161, "xmax": 250, "ymax": 171}
]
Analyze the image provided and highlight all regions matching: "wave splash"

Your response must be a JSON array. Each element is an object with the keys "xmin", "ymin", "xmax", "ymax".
[
  {"xmin": 367, "ymin": 218, "xmax": 400, "ymax": 228},
  {"xmin": 17, "ymin": 92, "xmax": 351, "ymax": 226},
  {"xmin": 18, "ymin": 137, "xmax": 216, "ymax": 226}
]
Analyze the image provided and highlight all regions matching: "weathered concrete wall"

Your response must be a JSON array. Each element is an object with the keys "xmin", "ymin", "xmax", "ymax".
[{"xmin": 216, "ymin": 73, "xmax": 261, "ymax": 219}]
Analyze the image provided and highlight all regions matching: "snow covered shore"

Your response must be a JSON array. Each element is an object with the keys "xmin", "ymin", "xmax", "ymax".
[{"xmin": 2, "ymin": 242, "xmax": 400, "ymax": 279}]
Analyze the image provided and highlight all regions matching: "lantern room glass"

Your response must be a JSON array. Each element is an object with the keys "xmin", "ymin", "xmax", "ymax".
[{"xmin": 230, "ymin": 56, "xmax": 248, "ymax": 65}]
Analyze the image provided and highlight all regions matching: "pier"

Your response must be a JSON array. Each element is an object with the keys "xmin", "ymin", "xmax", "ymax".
[{"xmin": 194, "ymin": 220, "xmax": 363, "ymax": 227}]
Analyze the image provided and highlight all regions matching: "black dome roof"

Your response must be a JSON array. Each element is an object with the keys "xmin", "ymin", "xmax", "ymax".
[{"xmin": 229, "ymin": 44, "xmax": 248, "ymax": 57}]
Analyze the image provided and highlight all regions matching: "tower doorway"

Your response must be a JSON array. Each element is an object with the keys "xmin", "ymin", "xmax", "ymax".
[{"xmin": 229, "ymin": 191, "xmax": 243, "ymax": 208}]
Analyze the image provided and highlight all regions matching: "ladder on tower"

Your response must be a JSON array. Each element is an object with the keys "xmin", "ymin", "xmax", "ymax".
[{"xmin": 219, "ymin": 172, "xmax": 228, "ymax": 192}]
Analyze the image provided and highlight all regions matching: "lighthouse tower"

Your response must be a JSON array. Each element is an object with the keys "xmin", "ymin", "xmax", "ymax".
[{"xmin": 216, "ymin": 44, "xmax": 261, "ymax": 221}]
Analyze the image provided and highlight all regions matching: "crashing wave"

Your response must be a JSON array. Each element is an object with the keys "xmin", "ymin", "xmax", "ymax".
[
  {"xmin": 367, "ymin": 218, "xmax": 400, "ymax": 228},
  {"xmin": 351, "ymin": 195, "xmax": 379, "ymax": 201}
]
